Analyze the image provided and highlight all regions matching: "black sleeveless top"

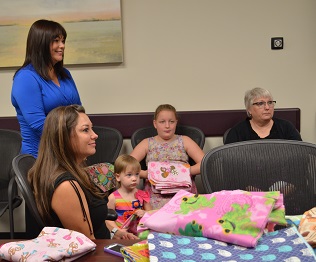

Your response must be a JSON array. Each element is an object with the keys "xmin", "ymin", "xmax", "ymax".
[{"xmin": 50, "ymin": 172, "xmax": 110, "ymax": 239}]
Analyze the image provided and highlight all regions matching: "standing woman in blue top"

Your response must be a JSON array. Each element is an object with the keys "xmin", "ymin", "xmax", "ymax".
[{"xmin": 11, "ymin": 19, "xmax": 81, "ymax": 158}]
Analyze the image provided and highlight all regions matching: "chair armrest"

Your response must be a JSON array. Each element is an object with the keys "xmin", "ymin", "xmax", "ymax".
[{"xmin": 106, "ymin": 209, "xmax": 118, "ymax": 221}]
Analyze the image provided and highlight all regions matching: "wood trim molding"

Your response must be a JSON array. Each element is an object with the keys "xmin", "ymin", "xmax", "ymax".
[{"xmin": 0, "ymin": 108, "xmax": 300, "ymax": 139}]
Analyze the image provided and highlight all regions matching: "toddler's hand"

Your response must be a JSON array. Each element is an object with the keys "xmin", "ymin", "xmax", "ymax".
[
  {"xmin": 113, "ymin": 228, "xmax": 139, "ymax": 240},
  {"xmin": 134, "ymin": 209, "xmax": 146, "ymax": 218},
  {"xmin": 121, "ymin": 232, "xmax": 139, "ymax": 240}
]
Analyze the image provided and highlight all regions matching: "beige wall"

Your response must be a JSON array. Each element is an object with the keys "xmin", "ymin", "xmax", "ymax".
[{"xmin": 1, "ymin": 0, "xmax": 316, "ymax": 232}]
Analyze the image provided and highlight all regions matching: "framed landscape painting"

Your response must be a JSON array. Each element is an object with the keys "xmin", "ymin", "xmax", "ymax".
[{"xmin": 0, "ymin": 0, "xmax": 123, "ymax": 67}]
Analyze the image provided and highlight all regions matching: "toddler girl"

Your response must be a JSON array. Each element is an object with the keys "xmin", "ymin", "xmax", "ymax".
[{"xmin": 106, "ymin": 154, "xmax": 152, "ymax": 239}]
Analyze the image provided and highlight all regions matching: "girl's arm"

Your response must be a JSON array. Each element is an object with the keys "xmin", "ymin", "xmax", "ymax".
[
  {"xmin": 134, "ymin": 200, "xmax": 152, "ymax": 217},
  {"xmin": 130, "ymin": 139, "xmax": 149, "ymax": 179},
  {"xmin": 182, "ymin": 136, "xmax": 205, "ymax": 176},
  {"xmin": 51, "ymin": 180, "xmax": 96, "ymax": 239},
  {"xmin": 134, "ymin": 190, "xmax": 152, "ymax": 216},
  {"xmin": 143, "ymin": 201, "xmax": 152, "ymax": 211}
]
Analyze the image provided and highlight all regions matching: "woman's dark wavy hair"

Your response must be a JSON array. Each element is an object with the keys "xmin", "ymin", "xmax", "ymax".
[{"xmin": 14, "ymin": 19, "xmax": 69, "ymax": 80}]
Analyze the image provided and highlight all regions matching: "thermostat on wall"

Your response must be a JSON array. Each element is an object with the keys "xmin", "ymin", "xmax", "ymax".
[{"xmin": 271, "ymin": 37, "xmax": 284, "ymax": 50}]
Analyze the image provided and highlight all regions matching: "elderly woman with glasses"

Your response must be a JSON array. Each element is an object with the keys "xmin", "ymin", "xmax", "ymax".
[{"xmin": 225, "ymin": 87, "xmax": 302, "ymax": 144}]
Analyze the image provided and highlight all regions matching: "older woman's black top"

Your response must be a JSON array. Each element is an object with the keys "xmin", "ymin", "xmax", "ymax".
[
  {"xmin": 49, "ymin": 172, "xmax": 110, "ymax": 239},
  {"xmin": 225, "ymin": 117, "xmax": 302, "ymax": 144}
]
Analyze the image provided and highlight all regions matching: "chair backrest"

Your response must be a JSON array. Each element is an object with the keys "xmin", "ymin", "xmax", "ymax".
[
  {"xmin": 222, "ymin": 127, "xmax": 231, "ymax": 144},
  {"xmin": 13, "ymin": 154, "xmax": 117, "ymax": 239},
  {"xmin": 201, "ymin": 139, "xmax": 316, "ymax": 215},
  {"xmin": 86, "ymin": 126, "xmax": 123, "ymax": 165},
  {"xmin": 0, "ymin": 129, "xmax": 21, "ymax": 212},
  {"xmin": 12, "ymin": 154, "xmax": 45, "ymax": 237},
  {"xmin": 131, "ymin": 125, "xmax": 205, "ymax": 170}
]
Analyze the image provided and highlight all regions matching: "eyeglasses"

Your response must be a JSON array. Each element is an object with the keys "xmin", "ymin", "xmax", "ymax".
[{"xmin": 252, "ymin": 101, "xmax": 276, "ymax": 108}]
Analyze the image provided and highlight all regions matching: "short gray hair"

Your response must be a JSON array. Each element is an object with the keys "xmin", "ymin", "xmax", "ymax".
[{"xmin": 244, "ymin": 87, "xmax": 273, "ymax": 115}]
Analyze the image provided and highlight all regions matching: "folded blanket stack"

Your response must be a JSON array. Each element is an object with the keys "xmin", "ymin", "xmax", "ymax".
[
  {"xmin": 147, "ymin": 161, "xmax": 192, "ymax": 194},
  {"xmin": 0, "ymin": 227, "xmax": 96, "ymax": 262},
  {"xmin": 146, "ymin": 229, "xmax": 316, "ymax": 261},
  {"xmin": 140, "ymin": 189, "xmax": 287, "ymax": 247},
  {"xmin": 120, "ymin": 227, "xmax": 316, "ymax": 261}
]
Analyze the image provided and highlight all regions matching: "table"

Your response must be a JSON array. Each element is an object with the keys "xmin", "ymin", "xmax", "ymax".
[{"xmin": 0, "ymin": 239, "xmax": 140, "ymax": 262}]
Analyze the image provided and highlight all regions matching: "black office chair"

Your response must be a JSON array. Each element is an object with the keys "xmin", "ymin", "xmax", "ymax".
[
  {"xmin": 201, "ymin": 139, "xmax": 316, "ymax": 215},
  {"xmin": 86, "ymin": 126, "xmax": 123, "ymax": 165},
  {"xmin": 222, "ymin": 128, "xmax": 231, "ymax": 144},
  {"xmin": 0, "ymin": 129, "xmax": 23, "ymax": 239},
  {"xmin": 131, "ymin": 125, "xmax": 205, "ymax": 170},
  {"xmin": 12, "ymin": 154, "xmax": 117, "ymax": 239},
  {"xmin": 12, "ymin": 154, "xmax": 45, "ymax": 238}
]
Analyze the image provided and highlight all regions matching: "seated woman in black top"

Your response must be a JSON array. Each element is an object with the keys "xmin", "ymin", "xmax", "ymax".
[
  {"xmin": 225, "ymin": 87, "xmax": 302, "ymax": 144},
  {"xmin": 28, "ymin": 105, "xmax": 137, "ymax": 239}
]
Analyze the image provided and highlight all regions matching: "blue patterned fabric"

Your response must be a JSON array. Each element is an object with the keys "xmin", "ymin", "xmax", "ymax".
[
  {"xmin": 285, "ymin": 215, "xmax": 303, "ymax": 227},
  {"xmin": 286, "ymin": 214, "xmax": 316, "ymax": 254},
  {"xmin": 148, "ymin": 227, "xmax": 316, "ymax": 261}
]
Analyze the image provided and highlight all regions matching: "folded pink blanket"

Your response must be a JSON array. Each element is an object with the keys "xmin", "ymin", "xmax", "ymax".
[
  {"xmin": 0, "ymin": 227, "xmax": 96, "ymax": 261},
  {"xmin": 141, "ymin": 190, "xmax": 286, "ymax": 247},
  {"xmin": 148, "ymin": 161, "xmax": 192, "ymax": 194}
]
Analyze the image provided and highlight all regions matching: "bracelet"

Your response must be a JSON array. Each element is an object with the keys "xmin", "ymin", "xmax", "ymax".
[{"xmin": 110, "ymin": 227, "xmax": 118, "ymax": 239}]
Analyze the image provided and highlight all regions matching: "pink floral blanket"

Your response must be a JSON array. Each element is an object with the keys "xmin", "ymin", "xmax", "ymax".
[
  {"xmin": 0, "ymin": 227, "xmax": 96, "ymax": 261},
  {"xmin": 141, "ymin": 189, "xmax": 286, "ymax": 247},
  {"xmin": 148, "ymin": 161, "xmax": 192, "ymax": 194}
]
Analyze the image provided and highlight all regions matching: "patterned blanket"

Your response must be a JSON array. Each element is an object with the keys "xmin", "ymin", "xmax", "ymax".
[
  {"xmin": 148, "ymin": 161, "xmax": 192, "ymax": 194},
  {"xmin": 147, "ymin": 227, "xmax": 316, "ymax": 261},
  {"xmin": 141, "ymin": 189, "xmax": 287, "ymax": 247},
  {"xmin": 0, "ymin": 227, "xmax": 96, "ymax": 261}
]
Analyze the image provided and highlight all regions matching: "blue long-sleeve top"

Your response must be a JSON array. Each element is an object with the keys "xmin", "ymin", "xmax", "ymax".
[{"xmin": 11, "ymin": 64, "xmax": 81, "ymax": 158}]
